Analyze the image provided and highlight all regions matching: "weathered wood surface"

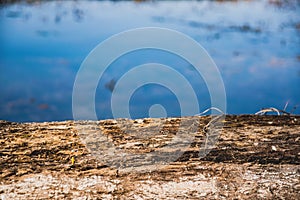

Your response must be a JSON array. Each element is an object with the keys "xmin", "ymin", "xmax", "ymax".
[{"xmin": 0, "ymin": 115, "xmax": 299, "ymax": 199}]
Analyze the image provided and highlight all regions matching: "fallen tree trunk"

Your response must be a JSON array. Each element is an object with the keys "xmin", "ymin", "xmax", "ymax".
[{"xmin": 0, "ymin": 115, "xmax": 299, "ymax": 199}]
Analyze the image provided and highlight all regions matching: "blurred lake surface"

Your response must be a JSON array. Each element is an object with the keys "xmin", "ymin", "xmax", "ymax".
[{"xmin": 0, "ymin": 0, "xmax": 299, "ymax": 122}]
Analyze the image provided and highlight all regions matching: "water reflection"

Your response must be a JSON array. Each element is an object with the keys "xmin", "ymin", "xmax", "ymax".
[
  {"xmin": 105, "ymin": 78, "xmax": 116, "ymax": 92},
  {"xmin": 0, "ymin": 0, "xmax": 299, "ymax": 122}
]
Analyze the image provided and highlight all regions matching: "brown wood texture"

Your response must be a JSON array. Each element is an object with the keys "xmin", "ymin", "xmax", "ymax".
[{"xmin": 0, "ymin": 115, "xmax": 299, "ymax": 199}]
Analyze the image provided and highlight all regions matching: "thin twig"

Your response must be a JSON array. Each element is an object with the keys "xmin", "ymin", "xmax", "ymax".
[
  {"xmin": 283, "ymin": 100, "xmax": 289, "ymax": 111},
  {"xmin": 255, "ymin": 107, "xmax": 294, "ymax": 116},
  {"xmin": 195, "ymin": 107, "xmax": 225, "ymax": 116},
  {"xmin": 255, "ymin": 107, "xmax": 281, "ymax": 116}
]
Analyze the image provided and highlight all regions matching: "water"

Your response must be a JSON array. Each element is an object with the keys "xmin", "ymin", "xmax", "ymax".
[{"xmin": 0, "ymin": 0, "xmax": 299, "ymax": 122}]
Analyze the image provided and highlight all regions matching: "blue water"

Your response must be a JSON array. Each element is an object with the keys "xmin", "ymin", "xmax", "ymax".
[{"xmin": 0, "ymin": 0, "xmax": 299, "ymax": 122}]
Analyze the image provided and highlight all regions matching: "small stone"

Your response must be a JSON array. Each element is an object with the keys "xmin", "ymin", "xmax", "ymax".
[{"xmin": 134, "ymin": 119, "xmax": 143, "ymax": 124}]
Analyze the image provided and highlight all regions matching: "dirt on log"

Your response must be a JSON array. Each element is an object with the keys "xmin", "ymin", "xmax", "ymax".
[{"xmin": 0, "ymin": 115, "xmax": 299, "ymax": 199}]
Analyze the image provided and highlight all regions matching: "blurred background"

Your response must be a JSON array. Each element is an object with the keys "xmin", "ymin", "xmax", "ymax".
[{"xmin": 0, "ymin": 0, "xmax": 299, "ymax": 122}]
